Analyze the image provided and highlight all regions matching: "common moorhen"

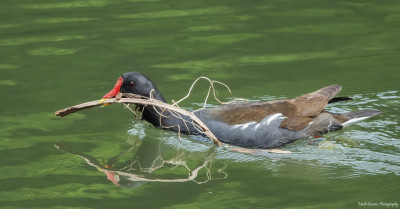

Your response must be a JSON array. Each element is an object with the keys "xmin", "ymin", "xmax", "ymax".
[{"xmin": 101, "ymin": 72, "xmax": 382, "ymax": 148}]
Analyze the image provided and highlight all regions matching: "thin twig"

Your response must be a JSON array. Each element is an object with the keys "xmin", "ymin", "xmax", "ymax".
[{"xmin": 55, "ymin": 93, "xmax": 222, "ymax": 146}]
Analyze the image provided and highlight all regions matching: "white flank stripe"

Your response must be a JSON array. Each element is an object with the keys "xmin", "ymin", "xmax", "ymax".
[
  {"xmin": 241, "ymin": 122, "xmax": 255, "ymax": 130},
  {"xmin": 232, "ymin": 122, "xmax": 255, "ymax": 130},
  {"xmin": 240, "ymin": 123, "xmax": 249, "ymax": 130},
  {"xmin": 232, "ymin": 125, "xmax": 241, "ymax": 129},
  {"xmin": 267, "ymin": 113, "xmax": 283, "ymax": 125},
  {"xmin": 342, "ymin": 116, "xmax": 370, "ymax": 127}
]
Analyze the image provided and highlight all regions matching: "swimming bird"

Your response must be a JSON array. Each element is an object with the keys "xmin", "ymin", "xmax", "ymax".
[{"xmin": 101, "ymin": 72, "xmax": 382, "ymax": 149}]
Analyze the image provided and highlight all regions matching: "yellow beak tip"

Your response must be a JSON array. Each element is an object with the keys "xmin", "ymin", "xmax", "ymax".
[
  {"xmin": 99, "ymin": 98, "xmax": 111, "ymax": 107},
  {"xmin": 99, "ymin": 98, "xmax": 107, "ymax": 104}
]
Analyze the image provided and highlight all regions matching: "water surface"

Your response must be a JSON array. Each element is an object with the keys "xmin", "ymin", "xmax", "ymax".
[{"xmin": 1, "ymin": 0, "xmax": 399, "ymax": 208}]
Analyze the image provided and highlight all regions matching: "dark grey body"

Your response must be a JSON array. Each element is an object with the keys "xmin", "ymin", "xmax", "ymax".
[
  {"xmin": 145, "ymin": 106, "xmax": 346, "ymax": 148},
  {"xmin": 193, "ymin": 109, "xmax": 343, "ymax": 148},
  {"xmin": 115, "ymin": 72, "xmax": 381, "ymax": 149}
]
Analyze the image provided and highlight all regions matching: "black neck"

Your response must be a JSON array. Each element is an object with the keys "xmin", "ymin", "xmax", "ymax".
[{"xmin": 140, "ymin": 91, "xmax": 200, "ymax": 135}]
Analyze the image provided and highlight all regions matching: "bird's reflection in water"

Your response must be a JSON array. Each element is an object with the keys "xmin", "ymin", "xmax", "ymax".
[{"xmin": 54, "ymin": 135, "xmax": 227, "ymax": 188}]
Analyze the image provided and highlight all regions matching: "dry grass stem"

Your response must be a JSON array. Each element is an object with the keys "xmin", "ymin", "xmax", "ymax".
[{"xmin": 172, "ymin": 76, "xmax": 248, "ymax": 108}]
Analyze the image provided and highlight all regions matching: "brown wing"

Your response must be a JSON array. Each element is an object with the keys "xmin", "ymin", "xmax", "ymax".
[
  {"xmin": 208, "ymin": 85, "xmax": 342, "ymax": 131},
  {"xmin": 286, "ymin": 84, "xmax": 342, "ymax": 117}
]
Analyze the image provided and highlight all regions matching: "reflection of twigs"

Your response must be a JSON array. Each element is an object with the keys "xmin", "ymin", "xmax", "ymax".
[
  {"xmin": 54, "ymin": 142, "xmax": 121, "ymax": 185},
  {"xmin": 54, "ymin": 141, "xmax": 227, "ymax": 185},
  {"xmin": 172, "ymin": 77, "xmax": 248, "ymax": 108},
  {"xmin": 118, "ymin": 156, "xmax": 223, "ymax": 183}
]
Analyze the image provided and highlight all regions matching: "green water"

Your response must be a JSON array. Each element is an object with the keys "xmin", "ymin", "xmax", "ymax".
[{"xmin": 1, "ymin": 0, "xmax": 400, "ymax": 208}]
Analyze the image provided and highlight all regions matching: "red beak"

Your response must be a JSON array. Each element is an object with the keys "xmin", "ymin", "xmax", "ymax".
[{"xmin": 99, "ymin": 77, "xmax": 123, "ymax": 104}]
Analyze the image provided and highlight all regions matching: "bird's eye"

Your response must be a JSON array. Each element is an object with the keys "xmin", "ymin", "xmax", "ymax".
[{"xmin": 128, "ymin": 81, "xmax": 135, "ymax": 87}]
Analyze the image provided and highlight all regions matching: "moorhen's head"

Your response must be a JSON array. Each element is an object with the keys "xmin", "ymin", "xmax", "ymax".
[{"xmin": 100, "ymin": 72, "xmax": 165, "ymax": 103}]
